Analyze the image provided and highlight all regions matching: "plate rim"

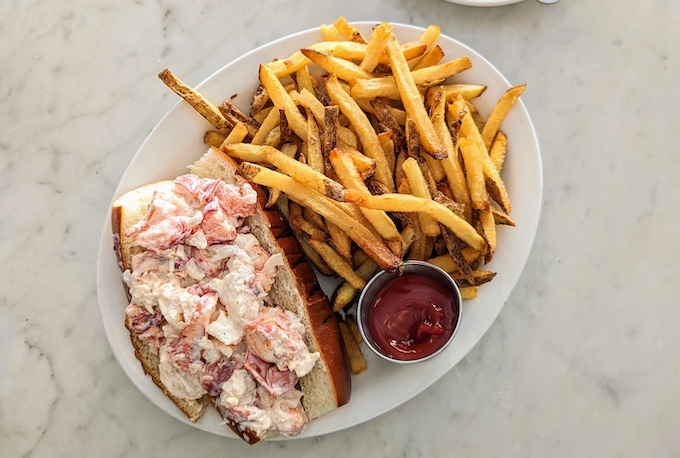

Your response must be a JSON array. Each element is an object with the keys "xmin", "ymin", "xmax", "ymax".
[{"xmin": 96, "ymin": 21, "xmax": 542, "ymax": 441}]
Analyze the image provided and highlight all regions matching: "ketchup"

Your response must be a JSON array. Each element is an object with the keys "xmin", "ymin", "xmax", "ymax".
[{"xmin": 366, "ymin": 273, "xmax": 459, "ymax": 361}]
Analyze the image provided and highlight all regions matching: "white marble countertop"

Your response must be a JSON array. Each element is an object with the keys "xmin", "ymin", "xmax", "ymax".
[{"xmin": 3, "ymin": 0, "xmax": 679, "ymax": 456}]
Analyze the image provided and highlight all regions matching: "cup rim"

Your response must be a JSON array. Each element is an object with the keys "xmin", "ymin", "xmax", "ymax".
[{"xmin": 356, "ymin": 260, "xmax": 463, "ymax": 364}]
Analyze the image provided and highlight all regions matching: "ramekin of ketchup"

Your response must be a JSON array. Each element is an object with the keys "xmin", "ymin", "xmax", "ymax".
[{"xmin": 357, "ymin": 260, "xmax": 462, "ymax": 363}]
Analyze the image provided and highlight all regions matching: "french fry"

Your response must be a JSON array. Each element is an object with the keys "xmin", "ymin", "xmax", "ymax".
[
  {"xmin": 350, "ymin": 56, "xmax": 472, "ymax": 101},
  {"xmin": 370, "ymin": 99, "xmax": 406, "ymax": 152},
  {"xmin": 288, "ymin": 201, "xmax": 327, "ymax": 241},
  {"xmin": 225, "ymin": 144, "xmax": 345, "ymax": 201},
  {"xmin": 334, "ymin": 16, "xmax": 367, "ymax": 44},
  {"xmin": 324, "ymin": 73, "xmax": 395, "ymax": 191},
  {"xmin": 266, "ymin": 40, "xmax": 426, "ymax": 78},
  {"xmin": 250, "ymin": 84, "xmax": 270, "ymax": 115},
  {"xmin": 326, "ymin": 220, "xmax": 352, "ymax": 260},
  {"xmin": 320, "ymin": 23, "xmax": 340, "ymax": 41},
  {"xmin": 344, "ymin": 189, "xmax": 486, "ymax": 251},
  {"xmin": 219, "ymin": 122, "xmax": 249, "ymax": 148},
  {"xmin": 440, "ymin": 225, "xmax": 473, "ymax": 282},
  {"xmin": 489, "ymin": 130, "xmax": 508, "ymax": 172},
  {"xmin": 251, "ymin": 105, "xmax": 281, "ymax": 145},
  {"xmin": 338, "ymin": 321, "xmax": 367, "ymax": 374},
  {"xmin": 258, "ymin": 64, "xmax": 308, "ymax": 140},
  {"xmin": 478, "ymin": 209, "xmax": 497, "ymax": 262},
  {"xmin": 301, "ymin": 48, "xmax": 374, "ymax": 82},
  {"xmin": 308, "ymin": 239, "xmax": 366, "ymax": 289},
  {"xmin": 338, "ymin": 143, "xmax": 376, "ymax": 180},
  {"xmin": 407, "ymin": 24, "xmax": 440, "ymax": 69},
  {"xmin": 332, "ymin": 256, "xmax": 380, "ymax": 312},
  {"xmin": 481, "ymin": 83, "xmax": 526, "ymax": 150},
  {"xmin": 305, "ymin": 111, "xmax": 324, "ymax": 173},
  {"xmin": 425, "ymin": 84, "xmax": 487, "ymax": 106},
  {"xmin": 321, "ymin": 105, "xmax": 339, "ymax": 176},
  {"xmin": 238, "ymin": 163, "xmax": 402, "ymax": 271},
  {"xmin": 376, "ymin": 132, "xmax": 396, "ymax": 177},
  {"xmin": 452, "ymin": 96, "xmax": 512, "ymax": 214},
  {"xmin": 457, "ymin": 136, "xmax": 489, "ymax": 212},
  {"xmin": 295, "ymin": 65, "xmax": 315, "ymax": 95},
  {"xmin": 331, "ymin": 149, "xmax": 402, "ymax": 243},
  {"xmin": 402, "ymin": 157, "xmax": 440, "ymax": 237},
  {"xmin": 360, "ymin": 22, "xmax": 393, "ymax": 72},
  {"xmin": 492, "ymin": 206, "xmax": 516, "ymax": 226},
  {"xmin": 460, "ymin": 286, "xmax": 478, "ymax": 300},
  {"xmin": 411, "ymin": 44, "xmax": 444, "ymax": 71},
  {"xmin": 452, "ymin": 270, "xmax": 496, "ymax": 287},
  {"xmin": 204, "ymin": 131, "xmax": 226, "ymax": 148},
  {"xmin": 158, "ymin": 68, "xmax": 232, "ymax": 135},
  {"xmin": 219, "ymin": 100, "xmax": 260, "ymax": 138},
  {"xmin": 430, "ymin": 87, "xmax": 472, "ymax": 220},
  {"xmin": 384, "ymin": 36, "xmax": 447, "ymax": 159}
]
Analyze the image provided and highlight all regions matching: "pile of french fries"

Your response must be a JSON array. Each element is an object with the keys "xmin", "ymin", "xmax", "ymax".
[{"xmin": 158, "ymin": 17, "xmax": 525, "ymax": 373}]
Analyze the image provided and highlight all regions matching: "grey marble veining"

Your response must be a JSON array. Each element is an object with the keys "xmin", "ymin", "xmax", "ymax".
[{"xmin": 2, "ymin": 0, "xmax": 680, "ymax": 456}]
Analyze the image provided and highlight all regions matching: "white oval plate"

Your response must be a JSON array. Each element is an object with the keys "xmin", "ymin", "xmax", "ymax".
[
  {"xmin": 97, "ymin": 22, "xmax": 542, "ymax": 440},
  {"xmin": 443, "ymin": 0, "xmax": 525, "ymax": 6}
]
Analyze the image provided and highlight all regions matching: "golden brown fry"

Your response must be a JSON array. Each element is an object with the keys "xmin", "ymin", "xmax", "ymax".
[
  {"xmin": 251, "ymin": 105, "xmax": 281, "ymax": 145},
  {"xmin": 440, "ymin": 225, "xmax": 473, "ymax": 283},
  {"xmin": 227, "ymin": 143, "xmax": 345, "ymax": 201},
  {"xmin": 334, "ymin": 16, "xmax": 367, "ymax": 44},
  {"xmin": 457, "ymin": 136, "xmax": 489, "ymax": 212},
  {"xmin": 250, "ymin": 84, "xmax": 270, "ymax": 115},
  {"xmin": 332, "ymin": 257, "xmax": 380, "ymax": 311},
  {"xmin": 384, "ymin": 36, "xmax": 447, "ymax": 159},
  {"xmin": 376, "ymin": 132, "xmax": 396, "ymax": 177},
  {"xmin": 430, "ymin": 87, "xmax": 472, "ymax": 220},
  {"xmin": 489, "ymin": 131, "xmax": 508, "ymax": 172},
  {"xmin": 330, "ymin": 149, "xmax": 402, "ymax": 244},
  {"xmin": 295, "ymin": 65, "xmax": 315, "ymax": 95},
  {"xmin": 371, "ymin": 99, "xmax": 406, "ymax": 151},
  {"xmin": 360, "ymin": 22, "xmax": 393, "ymax": 72},
  {"xmin": 305, "ymin": 111, "xmax": 324, "ymax": 173},
  {"xmin": 219, "ymin": 100, "xmax": 260, "ymax": 138},
  {"xmin": 425, "ymin": 84, "xmax": 487, "ymax": 106},
  {"xmin": 204, "ymin": 131, "xmax": 226, "ymax": 148},
  {"xmin": 478, "ymin": 209, "xmax": 497, "ymax": 262},
  {"xmin": 320, "ymin": 23, "xmax": 341, "ymax": 41},
  {"xmin": 321, "ymin": 105, "xmax": 339, "ymax": 176},
  {"xmin": 303, "ymin": 206, "xmax": 327, "ymax": 232},
  {"xmin": 350, "ymin": 56, "xmax": 472, "ymax": 100},
  {"xmin": 481, "ymin": 83, "xmax": 526, "ymax": 150},
  {"xmin": 339, "ymin": 321, "xmax": 367, "ymax": 374},
  {"xmin": 301, "ymin": 48, "xmax": 374, "ymax": 82},
  {"xmin": 402, "ymin": 157, "xmax": 440, "ymax": 238},
  {"xmin": 492, "ymin": 206, "xmax": 516, "ymax": 226},
  {"xmin": 407, "ymin": 24, "xmax": 441, "ymax": 69},
  {"xmin": 452, "ymin": 96, "xmax": 512, "ymax": 214},
  {"xmin": 237, "ymin": 163, "xmax": 402, "ymax": 271},
  {"xmin": 326, "ymin": 221, "xmax": 352, "ymax": 260},
  {"xmin": 158, "ymin": 68, "xmax": 232, "ymax": 135},
  {"xmin": 452, "ymin": 270, "xmax": 497, "ymax": 287},
  {"xmin": 308, "ymin": 239, "xmax": 366, "ymax": 289},
  {"xmin": 324, "ymin": 73, "xmax": 395, "ymax": 191},
  {"xmin": 219, "ymin": 122, "xmax": 249, "ymax": 148},
  {"xmin": 258, "ymin": 64, "xmax": 308, "ymax": 140},
  {"xmin": 344, "ymin": 189, "xmax": 486, "ymax": 251},
  {"xmin": 339, "ymin": 143, "xmax": 376, "ymax": 180},
  {"xmin": 411, "ymin": 44, "xmax": 444, "ymax": 71},
  {"xmin": 459, "ymin": 286, "xmax": 478, "ymax": 300}
]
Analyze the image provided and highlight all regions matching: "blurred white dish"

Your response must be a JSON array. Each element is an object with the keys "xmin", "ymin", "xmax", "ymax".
[
  {"xmin": 97, "ymin": 21, "xmax": 541, "ymax": 440},
  {"xmin": 444, "ymin": 0, "xmax": 525, "ymax": 6}
]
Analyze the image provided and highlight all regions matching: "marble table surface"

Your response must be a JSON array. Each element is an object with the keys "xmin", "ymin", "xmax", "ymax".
[{"xmin": 2, "ymin": 0, "xmax": 679, "ymax": 456}]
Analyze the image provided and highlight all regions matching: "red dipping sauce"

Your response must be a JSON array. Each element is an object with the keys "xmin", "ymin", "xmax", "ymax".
[{"xmin": 366, "ymin": 273, "xmax": 459, "ymax": 361}]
